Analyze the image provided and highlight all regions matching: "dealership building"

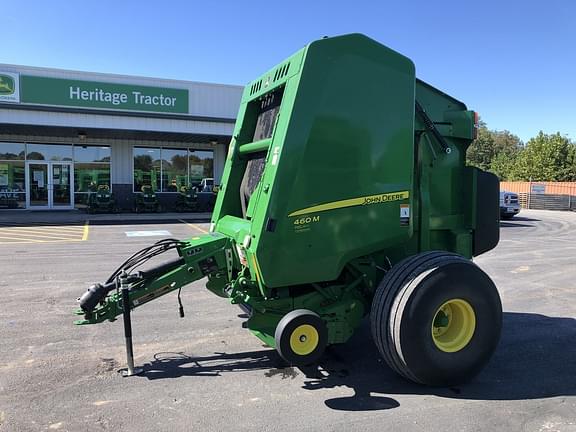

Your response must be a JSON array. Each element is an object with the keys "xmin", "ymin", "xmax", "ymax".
[{"xmin": 0, "ymin": 64, "xmax": 243, "ymax": 210}]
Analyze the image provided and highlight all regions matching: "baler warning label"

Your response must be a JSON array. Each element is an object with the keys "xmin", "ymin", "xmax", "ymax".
[{"xmin": 400, "ymin": 204, "xmax": 410, "ymax": 226}]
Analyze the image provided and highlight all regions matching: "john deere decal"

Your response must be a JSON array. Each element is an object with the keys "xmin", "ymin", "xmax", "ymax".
[
  {"xmin": 0, "ymin": 72, "xmax": 20, "ymax": 103},
  {"xmin": 0, "ymin": 75, "xmax": 15, "ymax": 94}
]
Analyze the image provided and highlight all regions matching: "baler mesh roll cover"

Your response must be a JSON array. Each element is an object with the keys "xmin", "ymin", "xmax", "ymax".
[
  {"xmin": 252, "ymin": 88, "xmax": 283, "ymax": 142},
  {"xmin": 240, "ymin": 153, "xmax": 266, "ymax": 218}
]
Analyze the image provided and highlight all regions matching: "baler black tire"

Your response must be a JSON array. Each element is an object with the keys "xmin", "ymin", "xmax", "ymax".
[
  {"xmin": 275, "ymin": 309, "xmax": 328, "ymax": 366},
  {"xmin": 370, "ymin": 251, "xmax": 502, "ymax": 386}
]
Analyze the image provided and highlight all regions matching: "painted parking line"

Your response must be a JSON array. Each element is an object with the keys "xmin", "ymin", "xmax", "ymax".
[
  {"xmin": 179, "ymin": 219, "xmax": 209, "ymax": 234},
  {"xmin": 0, "ymin": 232, "xmax": 80, "ymax": 240},
  {"xmin": 0, "ymin": 227, "xmax": 83, "ymax": 237},
  {"xmin": 0, "ymin": 221, "xmax": 90, "ymax": 244},
  {"xmin": 0, "ymin": 222, "xmax": 83, "ymax": 227},
  {"xmin": 125, "ymin": 230, "xmax": 172, "ymax": 237},
  {"xmin": 82, "ymin": 222, "xmax": 90, "ymax": 241}
]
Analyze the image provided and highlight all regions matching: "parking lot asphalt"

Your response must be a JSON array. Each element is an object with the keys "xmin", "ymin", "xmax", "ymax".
[{"xmin": 1, "ymin": 210, "xmax": 575, "ymax": 432}]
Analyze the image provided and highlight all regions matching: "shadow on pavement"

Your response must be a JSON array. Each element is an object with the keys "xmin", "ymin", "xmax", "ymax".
[
  {"xmin": 141, "ymin": 349, "xmax": 282, "ymax": 379},
  {"xmin": 510, "ymin": 216, "xmax": 541, "ymax": 222},
  {"xmin": 140, "ymin": 312, "xmax": 576, "ymax": 412},
  {"xmin": 500, "ymin": 221, "xmax": 535, "ymax": 228},
  {"xmin": 500, "ymin": 216, "xmax": 540, "ymax": 228},
  {"xmin": 300, "ymin": 312, "xmax": 576, "ymax": 410}
]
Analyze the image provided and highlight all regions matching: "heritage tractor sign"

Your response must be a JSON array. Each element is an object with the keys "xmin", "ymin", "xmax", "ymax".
[{"xmin": 19, "ymin": 75, "xmax": 188, "ymax": 114}]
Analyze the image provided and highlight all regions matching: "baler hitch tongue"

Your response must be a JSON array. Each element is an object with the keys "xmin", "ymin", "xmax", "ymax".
[
  {"xmin": 74, "ymin": 234, "xmax": 231, "ymax": 376},
  {"xmin": 74, "ymin": 273, "xmax": 142, "ymax": 325},
  {"xmin": 74, "ymin": 235, "xmax": 230, "ymax": 325},
  {"xmin": 74, "ymin": 279, "xmax": 130, "ymax": 325},
  {"xmin": 76, "ymin": 282, "xmax": 116, "ymax": 316},
  {"xmin": 74, "ymin": 281, "xmax": 117, "ymax": 325}
]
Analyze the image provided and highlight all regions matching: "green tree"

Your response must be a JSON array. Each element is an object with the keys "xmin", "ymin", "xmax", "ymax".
[
  {"xmin": 490, "ymin": 152, "xmax": 517, "ymax": 180},
  {"xmin": 489, "ymin": 130, "xmax": 522, "ymax": 180},
  {"xmin": 509, "ymin": 132, "xmax": 576, "ymax": 181},
  {"xmin": 466, "ymin": 121, "xmax": 493, "ymax": 170},
  {"xmin": 466, "ymin": 121, "xmax": 522, "ymax": 179},
  {"xmin": 492, "ymin": 130, "xmax": 522, "ymax": 156}
]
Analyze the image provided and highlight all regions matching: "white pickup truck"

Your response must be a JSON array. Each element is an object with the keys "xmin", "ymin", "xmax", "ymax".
[{"xmin": 500, "ymin": 191, "xmax": 521, "ymax": 219}]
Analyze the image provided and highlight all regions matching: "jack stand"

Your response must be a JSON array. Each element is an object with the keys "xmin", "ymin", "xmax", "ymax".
[{"xmin": 119, "ymin": 273, "xmax": 143, "ymax": 377}]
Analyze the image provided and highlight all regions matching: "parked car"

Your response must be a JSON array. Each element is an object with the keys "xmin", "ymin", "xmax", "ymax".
[
  {"xmin": 194, "ymin": 177, "xmax": 215, "ymax": 193},
  {"xmin": 500, "ymin": 191, "xmax": 520, "ymax": 219}
]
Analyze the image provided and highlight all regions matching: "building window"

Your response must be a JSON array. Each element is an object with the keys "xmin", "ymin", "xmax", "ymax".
[
  {"xmin": 161, "ymin": 148, "xmax": 188, "ymax": 192},
  {"xmin": 74, "ymin": 145, "xmax": 111, "ymax": 163},
  {"xmin": 0, "ymin": 142, "xmax": 26, "ymax": 160},
  {"xmin": 0, "ymin": 142, "xmax": 112, "ymax": 209},
  {"xmin": 73, "ymin": 145, "xmax": 111, "ymax": 208},
  {"xmin": 133, "ymin": 147, "xmax": 214, "ymax": 193},
  {"xmin": 133, "ymin": 147, "xmax": 161, "ymax": 192},
  {"xmin": 0, "ymin": 159, "xmax": 25, "ymax": 209},
  {"xmin": 27, "ymin": 143, "xmax": 73, "ymax": 161},
  {"xmin": 189, "ymin": 150, "xmax": 214, "ymax": 186},
  {"xmin": 0, "ymin": 142, "xmax": 25, "ymax": 208}
]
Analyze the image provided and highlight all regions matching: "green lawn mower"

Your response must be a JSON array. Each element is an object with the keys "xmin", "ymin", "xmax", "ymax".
[
  {"xmin": 175, "ymin": 185, "xmax": 217, "ymax": 213},
  {"xmin": 76, "ymin": 34, "xmax": 501, "ymax": 386},
  {"xmin": 174, "ymin": 185, "xmax": 198, "ymax": 212},
  {"xmin": 134, "ymin": 185, "xmax": 160, "ymax": 213},
  {"xmin": 87, "ymin": 185, "xmax": 116, "ymax": 213}
]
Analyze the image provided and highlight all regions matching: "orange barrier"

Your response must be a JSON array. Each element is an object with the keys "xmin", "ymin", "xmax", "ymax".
[{"xmin": 500, "ymin": 182, "xmax": 576, "ymax": 196}]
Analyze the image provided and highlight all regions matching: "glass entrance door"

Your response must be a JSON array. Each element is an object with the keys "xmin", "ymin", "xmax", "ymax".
[
  {"xmin": 51, "ymin": 163, "xmax": 72, "ymax": 207},
  {"xmin": 26, "ymin": 161, "xmax": 74, "ymax": 209},
  {"xmin": 27, "ymin": 162, "xmax": 49, "ymax": 208}
]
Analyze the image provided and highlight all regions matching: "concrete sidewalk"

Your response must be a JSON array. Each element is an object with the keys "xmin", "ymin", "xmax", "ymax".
[{"xmin": 0, "ymin": 209, "xmax": 212, "ymax": 225}]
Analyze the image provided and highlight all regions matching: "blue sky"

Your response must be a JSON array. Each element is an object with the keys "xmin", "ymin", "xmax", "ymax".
[{"xmin": 1, "ymin": 0, "xmax": 574, "ymax": 143}]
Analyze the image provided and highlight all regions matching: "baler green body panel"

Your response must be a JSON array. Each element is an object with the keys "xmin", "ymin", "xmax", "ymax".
[{"xmin": 211, "ymin": 34, "xmax": 486, "ymax": 292}]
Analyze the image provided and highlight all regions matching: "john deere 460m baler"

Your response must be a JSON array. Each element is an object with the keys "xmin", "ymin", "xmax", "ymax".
[{"xmin": 76, "ymin": 34, "xmax": 501, "ymax": 386}]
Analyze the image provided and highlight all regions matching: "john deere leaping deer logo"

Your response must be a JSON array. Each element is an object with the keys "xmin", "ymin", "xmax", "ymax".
[{"xmin": 0, "ymin": 75, "xmax": 15, "ymax": 95}]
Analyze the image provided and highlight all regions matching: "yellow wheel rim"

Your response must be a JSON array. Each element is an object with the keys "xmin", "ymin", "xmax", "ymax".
[
  {"xmin": 289, "ymin": 324, "xmax": 319, "ymax": 356},
  {"xmin": 431, "ymin": 299, "xmax": 476, "ymax": 353}
]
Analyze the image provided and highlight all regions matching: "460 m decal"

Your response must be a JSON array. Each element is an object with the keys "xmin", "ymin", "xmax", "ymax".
[{"xmin": 288, "ymin": 191, "xmax": 409, "ymax": 217}]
